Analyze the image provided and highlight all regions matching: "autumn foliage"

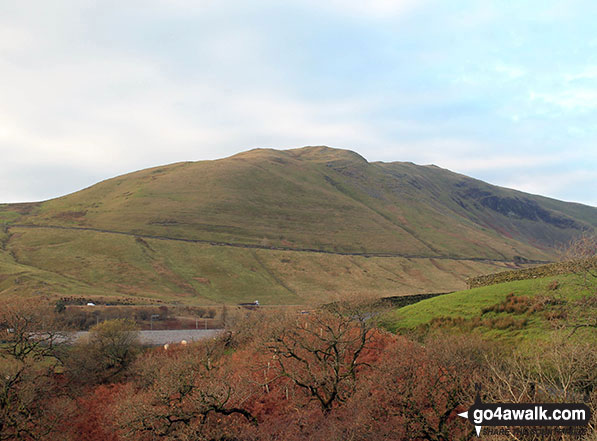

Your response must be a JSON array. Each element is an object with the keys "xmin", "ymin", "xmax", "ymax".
[{"xmin": 1, "ymin": 303, "xmax": 596, "ymax": 441}]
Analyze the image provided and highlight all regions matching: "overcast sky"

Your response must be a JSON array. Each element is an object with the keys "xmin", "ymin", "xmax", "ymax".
[{"xmin": 1, "ymin": 0, "xmax": 596, "ymax": 206}]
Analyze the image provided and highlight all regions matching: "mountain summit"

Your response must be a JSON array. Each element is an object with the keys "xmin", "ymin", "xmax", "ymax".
[{"xmin": 1, "ymin": 146, "xmax": 595, "ymax": 304}]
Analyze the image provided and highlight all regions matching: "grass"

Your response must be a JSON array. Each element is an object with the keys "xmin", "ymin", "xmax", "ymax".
[
  {"xmin": 0, "ymin": 226, "xmax": 518, "ymax": 305},
  {"xmin": 382, "ymin": 272, "xmax": 597, "ymax": 344},
  {"xmin": 1, "ymin": 146, "xmax": 595, "ymax": 306},
  {"xmin": 3, "ymin": 146, "xmax": 589, "ymax": 260}
]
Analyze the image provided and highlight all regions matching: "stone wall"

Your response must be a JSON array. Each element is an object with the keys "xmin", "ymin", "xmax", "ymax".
[
  {"xmin": 466, "ymin": 257, "xmax": 597, "ymax": 288},
  {"xmin": 376, "ymin": 292, "xmax": 450, "ymax": 308}
]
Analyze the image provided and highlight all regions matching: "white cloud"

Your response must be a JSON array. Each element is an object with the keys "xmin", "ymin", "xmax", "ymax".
[
  {"xmin": 502, "ymin": 169, "xmax": 597, "ymax": 205},
  {"xmin": 0, "ymin": 0, "xmax": 595, "ymax": 207},
  {"xmin": 530, "ymin": 88, "xmax": 597, "ymax": 113},
  {"xmin": 0, "ymin": 15, "xmax": 388, "ymax": 201},
  {"xmin": 494, "ymin": 63, "xmax": 526, "ymax": 80},
  {"xmin": 438, "ymin": 154, "xmax": 562, "ymax": 172},
  {"xmin": 300, "ymin": 0, "xmax": 424, "ymax": 19},
  {"xmin": 0, "ymin": 25, "xmax": 36, "ymax": 53},
  {"xmin": 564, "ymin": 66, "xmax": 597, "ymax": 82}
]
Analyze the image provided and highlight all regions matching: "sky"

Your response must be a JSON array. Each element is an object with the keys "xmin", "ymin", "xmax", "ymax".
[{"xmin": 1, "ymin": 0, "xmax": 596, "ymax": 206}]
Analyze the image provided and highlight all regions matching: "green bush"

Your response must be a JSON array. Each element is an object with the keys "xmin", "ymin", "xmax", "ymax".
[{"xmin": 66, "ymin": 319, "xmax": 140, "ymax": 384}]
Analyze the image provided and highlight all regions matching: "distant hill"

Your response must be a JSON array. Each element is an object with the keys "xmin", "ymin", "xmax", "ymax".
[{"xmin": 0, "ymin": 146, "xmax": 595, "ymax": 305}]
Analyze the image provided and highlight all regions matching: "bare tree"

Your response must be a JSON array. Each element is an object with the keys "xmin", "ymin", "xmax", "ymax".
[
  {"xmin": 266, "ymin": 304, "xmax": 376, "ymax": 413},
  {"xmin": 567, "ymin": 295, "xmax": 597, "ymax": 338},
  {"xmin": 0, "ymin": 300, "xmax": 71, "ymax": 440},
  {"xmin": 117, "ymin": 338, "xmax": 256, "ymax": 440},
  {"xmin": 481, "ymin": 335, "xmax": 597, "ymax": 441},
  {"xmin": 376, "ymin": 335, "xmax": 486, "ymax": 441},
  {"xmin": 562, "ymin": 233, "xmax": 597, "ymax": 285}
]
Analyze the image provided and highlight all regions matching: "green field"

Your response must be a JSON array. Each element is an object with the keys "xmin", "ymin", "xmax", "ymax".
[{"xmin": 382, "ymin": 272, "xmax": 597, "ymax": 344}]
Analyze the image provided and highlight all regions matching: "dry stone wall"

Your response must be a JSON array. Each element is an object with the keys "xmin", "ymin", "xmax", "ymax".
[{"xmin": 466, "ymin": 257, "xmax": 597, "ymax": 288}]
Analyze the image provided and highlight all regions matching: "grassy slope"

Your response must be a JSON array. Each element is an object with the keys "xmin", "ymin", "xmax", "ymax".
[
  {"xmin": 0, "ymin": 146, "xmax": 595, "ymax": 305},
  {"xmin": 382, "ymin": 272, "xmax": 597, "ymax": 344},
  {"xmin": 5, "ymin": 146, "xmax": 594, "ymax": 259},
  {"xmin": 0, "ymin": 227, "xmax": 512, "ymax": 305}
]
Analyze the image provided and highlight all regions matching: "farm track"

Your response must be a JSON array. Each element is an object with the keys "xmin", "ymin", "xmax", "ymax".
[{"xmin": 9, "ymin": 224, "xmax": 552, "ymax": 264}]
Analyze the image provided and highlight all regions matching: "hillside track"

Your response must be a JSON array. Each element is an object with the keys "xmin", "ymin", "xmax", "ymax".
[{"xmin": 9, "ymin": 224, "xmax": 552, "ymax": 264}]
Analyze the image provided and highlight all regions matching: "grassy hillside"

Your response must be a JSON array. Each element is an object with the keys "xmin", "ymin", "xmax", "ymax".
[
  {"xmin": 0, "ymin": 226, "xmax": 512, "ymax": 305},
  {"xmin": 3, "ymin": 146, "xmax": 595, "ymax": 258},
  {"xmin": 382, "ymin": 271, "xmax": 597, "ymax": 345},
  {"xmin": 1, "ymin": 146, "xmax": 595, "ymax": 305}
]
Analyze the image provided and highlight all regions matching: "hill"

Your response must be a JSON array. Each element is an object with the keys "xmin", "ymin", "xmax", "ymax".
[
  {"xmin": 381, "ymin": 261, "xmax": 597, "ymax": 345},
  {"xmin": 0, "ymin": 146, "xmax": 595, "ymax": 305}
]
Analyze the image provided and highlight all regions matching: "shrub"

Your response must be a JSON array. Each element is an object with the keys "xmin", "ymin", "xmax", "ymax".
[{"xmin": 66, "ymin": 319, "xmax": 140, "ymax": 384}]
